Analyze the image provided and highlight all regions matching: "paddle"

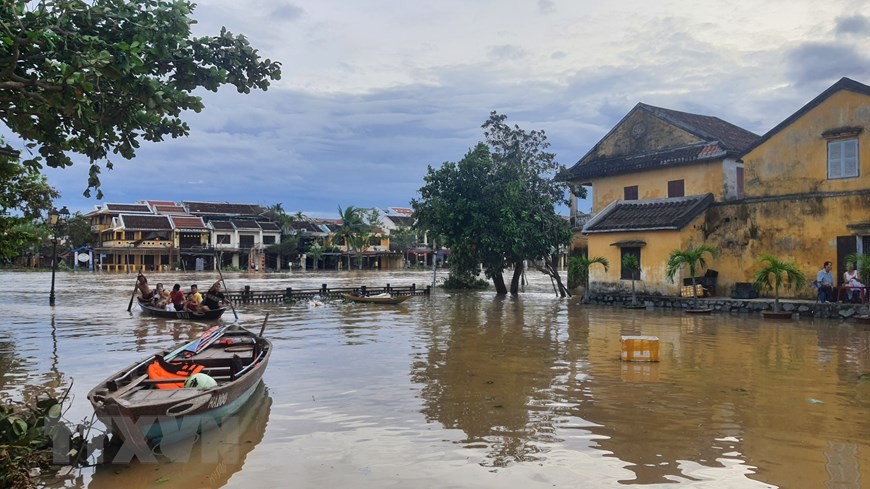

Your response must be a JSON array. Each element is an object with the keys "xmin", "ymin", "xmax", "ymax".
[
  {"xmin": 127, "ymin": 275, "xmax": 140, "ymax": 312},
  {"xmin": 258, "ymin": 313, "xmax": 270, "ymax": 337},
  {"xmin": 215, "ymin": 256, "xmax": 238, "ymax": 321}
]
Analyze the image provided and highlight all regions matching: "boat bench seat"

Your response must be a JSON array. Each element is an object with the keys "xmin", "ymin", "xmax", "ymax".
[{"xmin": 190, "ymin": 345, "xmax": 256, "ymax": 369}]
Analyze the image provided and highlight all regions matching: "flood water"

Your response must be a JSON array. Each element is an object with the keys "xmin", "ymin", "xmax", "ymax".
[{"xmin": 1, "ymin": 270, "xmax": 868, "ymax": 488}]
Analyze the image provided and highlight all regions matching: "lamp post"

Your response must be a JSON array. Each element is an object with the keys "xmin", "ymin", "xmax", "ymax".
[{"xmin": 48, "ymin": 206, "xmax": 70, "ymax": 306}]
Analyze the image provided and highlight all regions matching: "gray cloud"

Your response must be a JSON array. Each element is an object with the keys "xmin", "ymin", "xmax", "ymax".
[
  {"xmin": 270, "ymin": 2, "xmax": 305, "ymax": 21},
  {"xmin": 834, "ymin": 14, "xmax": 870, "ymax": 36},
  {"xmin": 786, "ymin": 42, "xmax": 870, "ymax": 86}
]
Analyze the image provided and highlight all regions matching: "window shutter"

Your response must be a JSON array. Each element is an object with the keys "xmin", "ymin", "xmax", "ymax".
[
  {"xmin": 844, "ymin": 139, "xmax": 858, "ymax": 177},
  {"xmin": 828, "ymin": 141, "xmax": 842, "ymax": 178}
]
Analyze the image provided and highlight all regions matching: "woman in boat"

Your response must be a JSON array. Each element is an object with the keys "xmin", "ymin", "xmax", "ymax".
[{"xmin": 169, "ymin": 283, "xmax": 185, "ymax": 311}]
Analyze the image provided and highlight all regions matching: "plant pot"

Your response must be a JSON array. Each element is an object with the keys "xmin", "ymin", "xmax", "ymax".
[
  {"xmin": 761, "ymin": 310, "xmax": 793, "ymax": 320},
  {"xmin": 685, "ymin": 308, "xmax": 713, "ymax": 314}
]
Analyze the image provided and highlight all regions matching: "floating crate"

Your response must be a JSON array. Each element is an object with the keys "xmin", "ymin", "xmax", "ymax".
[{"xmin": 620, "ymin": 335, "xmax": 660, "ymax": 362}]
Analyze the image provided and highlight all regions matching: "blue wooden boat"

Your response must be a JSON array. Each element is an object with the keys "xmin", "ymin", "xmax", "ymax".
[{"xmin": 87, "ymin": 322, "xmax": 271, "ymax": 456}]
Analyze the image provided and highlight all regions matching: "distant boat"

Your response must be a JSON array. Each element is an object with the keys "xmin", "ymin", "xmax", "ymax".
[
  {"xmin": 343, "ymin": 293, "xmax": 412, "ymax": 305},
  {"xmin": 87, "ymin": 323, "xmax": 271, "ymax": 455},
  {"xmin": 137, "ymin": 297, "xmax": 226, "ymax": 320}
]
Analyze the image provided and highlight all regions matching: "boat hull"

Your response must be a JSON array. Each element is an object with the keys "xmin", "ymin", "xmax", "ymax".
[
  {"xmin": 137, "ymin": 298, "xmax": 226, "ymax": 320},
  {"xmin": 88, "ymin": 326, "xmax": 270, "ymax": 457},
  {"xmin": 342, "ymin": 294, "xmax": 412, "ymax": 304}
]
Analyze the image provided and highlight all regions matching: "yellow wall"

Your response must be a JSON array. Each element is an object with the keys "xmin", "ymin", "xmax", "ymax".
[
  {"xmin": 587, "ymin": 215, "xmax": 706, "ymax": 296},
  {"xmin": 592, "ymin": 160, "xmax": 727, "ymax": 212},
  {"xmin": 742, "ymin": 90, "xmax": 870, "ymax": 197}
]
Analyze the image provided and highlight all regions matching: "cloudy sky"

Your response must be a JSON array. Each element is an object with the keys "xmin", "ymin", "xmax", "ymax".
[{"xmin": 42, "ymin": 0, "xmax": 870, "ymax": 218}]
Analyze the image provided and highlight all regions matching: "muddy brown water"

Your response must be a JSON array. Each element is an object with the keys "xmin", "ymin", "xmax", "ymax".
[{"xmin": 1, "ymin": 270, "xmax": 867, "ymax": 488}]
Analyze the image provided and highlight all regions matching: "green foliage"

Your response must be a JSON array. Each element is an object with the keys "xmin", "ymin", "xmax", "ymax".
[
  {"xmin": 665, "ymin": 244, "xmax": 718, "ymax": 308},
  {"xmin": 0, "ymin": 157, "xmax": 58, "ymax": 260},
  {"xmin": 413, "ymin": 112, "xmax": 571, "ymax": 295},
  {"xmin": 0, "ymin": 0, "xmax": 282, "ymax": 196},
  {"xmin": 65, "ymin": 212, "xmax": 95, "ymax": 248},
  {"xmin": 567, "ymin": 255, "xmax": 609, "ymax": 300},
  {"xmin": 389, "ymin": 226, "xmax": 416, "ymax": 252},
  {"xmin": 622, "ymin": 253, "xmax": 640, "ymax": 305},
  {"xmin": 0, "ymin": 394, "xmax": 84, "ymax": 488},
  {"xmin": 442, "ymin": 272, "xmax": 489, "ymax": 290},
  {"xmin": 307, "ymin": 241, "xmax": 324, "ymax": 269},
  {"xmin": 752, "ymin": 254, "xmax": 806, "ymax": 312}
]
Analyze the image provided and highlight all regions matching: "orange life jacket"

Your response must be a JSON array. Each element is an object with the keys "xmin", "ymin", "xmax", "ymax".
[{"xmin": 147, "ymin": 355, "xmax": 204, "ymax": 389}]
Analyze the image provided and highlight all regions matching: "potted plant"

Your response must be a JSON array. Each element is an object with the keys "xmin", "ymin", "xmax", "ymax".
[
  {"xmin": 752, "ymin": 254, "xmax": 806, "ymax": 319},
  {"xmin": 622, "ymin": 253, "xmax": 644, "ymax": 308},
  {"xmin": 665, "ymin": 244, "xmax": 718, "ymax": 313},
  {"xmin": 568, "ymin": 255, "xmax": 609, "ymax": 303}
]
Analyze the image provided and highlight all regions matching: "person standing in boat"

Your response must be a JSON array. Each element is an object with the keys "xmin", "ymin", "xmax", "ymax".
[
  {"xmin": 202, "ymin": 281, "xmax": 230, "ymax": 311},
  {"xmin": 136, "ymin": 273, "xmax": 154, "ymax": 301}
]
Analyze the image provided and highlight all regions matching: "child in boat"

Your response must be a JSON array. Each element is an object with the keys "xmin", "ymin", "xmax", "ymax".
[{"xmin": 185, "ymin": 284, "xmax": 203, "ymax": 312}]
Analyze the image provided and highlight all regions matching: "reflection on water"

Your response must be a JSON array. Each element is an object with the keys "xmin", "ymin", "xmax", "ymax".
[
  {"xmin": 0, "ymin": 270, "xmax": 868, "ymax": 488},
  {"xmin": 87, "ymin": 382, "xmax": 271, "ymax": 489}
]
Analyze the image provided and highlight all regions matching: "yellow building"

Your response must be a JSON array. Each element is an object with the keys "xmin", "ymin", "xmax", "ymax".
[
  {"xmin": 709, "ymin": 77, "xmax": 870, "ymax": 296},
  {"xmin": 559, "ymin": 103, "xmax": 759, "ymax": 295},
  {"xmin": 560, "ymin": 77, "xmax": 870, "ymax": 299}
]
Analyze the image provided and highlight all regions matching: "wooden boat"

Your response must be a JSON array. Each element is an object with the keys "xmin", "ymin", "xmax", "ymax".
[
  {"xmin": 137, "ymin": 297, "xmax": 226, "ymax": 320},
  {"xmin": 342, "ymin": 293, "xmax": 413, "ymax": 304},
  {"xmin": 87, "ymin": 323, "xmax": 271, "ymax": 457}
]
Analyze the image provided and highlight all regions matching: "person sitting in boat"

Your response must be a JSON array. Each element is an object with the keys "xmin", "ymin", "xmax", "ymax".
[
  {"xmin": 136, "ymin": 273, "xmax": 154, "ymax": 301},
  {"xmin": 185, "ymin": 284, "xmax": 203, "ymax": 312},
  {"xmin": 201, "ymin": 281, "xmax": 230, "ymax": 311},
  {"xmin": 151, "ymin": 283, "xmax": 169, "ymax": 308},
  {"xmin": 169, "ymin": 283, "xmax": 186, "ymax": 311}
]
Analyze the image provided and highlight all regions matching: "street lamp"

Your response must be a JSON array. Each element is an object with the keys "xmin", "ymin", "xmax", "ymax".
[{"xmin": 48, "ymin": 206, "xmax": 70, "ymax": 306}]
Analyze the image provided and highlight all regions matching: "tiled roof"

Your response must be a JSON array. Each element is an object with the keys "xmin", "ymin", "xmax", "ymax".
[
  {"xmin": 740, "ymin": 77, "xmax": 870, "ymax": 157},
  {"xmin": 639, "ymin": 104, "xmax": 759, "ymax": 151},
  {"xmin": 105, "ymin": 203, "xmax": 151, "ymax": 213},
  {"xmin": 231, "ymin": 220, "xmax": 261, "ymax": 230},
  {"xmin": 560, "ymin": 143, "xmax": 726, "ymax": 182},
  {"xmin": 145, "ymin": 200, "xmax": 176, "ymax": 206},
  {"xmin": 184, "ymin": 201, "xmax": 264, "ymax": 216},
  {"xmin": 258, "ymin": 222, "xmax": 281, "ymax": 231},
  {"xmin": 119, "ymin": 214, "xmax": 172, "ymax": 230},
  {"xmin": 387, "ymin": 207, "xmax": 414, "ymax": 216},
  {"xmin": 154, "ymin": 204, "xmax": 186, "ymax": 214},
  {"xmin": 210, "ymin": 221, "xmax": 235, "ymax": 230},
  {"xmin": 171, "ymin": 216, "xmax": 206, "ymax": 229},
  {"xmin": 388, "ymin": 215, "xmax": 415, "ymax": 227},
  {"xmin": 583, "ymin": 194, "xmax": 714, "ymax": 233}
]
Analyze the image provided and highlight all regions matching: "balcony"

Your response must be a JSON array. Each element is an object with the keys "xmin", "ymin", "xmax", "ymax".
[{"xmin": 570, "ymin": 213, "xmax": 593, "ymax": 231}]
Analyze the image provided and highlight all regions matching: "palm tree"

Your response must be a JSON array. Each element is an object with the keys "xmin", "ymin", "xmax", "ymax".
[
  {"xmin": 622, "ymin": 253, "xmax": 640, "ymax": 306},
  {"xmin": 665, "ymin": 244, "xmax": 718, "ymax": 309},
  {"xmin": 568, "ymin": 255, "xmax": 609, "ymax": 302},
  {"xmin": 752, "ymin": 254, "xmax": 806, "ymax": 313},
  {"xmin": 308, "ymin": 241, "xmax": 324, "ymax": 270},
  {"xmin": 336, "ymin": 205, "xmax": 364, "ymax": 271}
]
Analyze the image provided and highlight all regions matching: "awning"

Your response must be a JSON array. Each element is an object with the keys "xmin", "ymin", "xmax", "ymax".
[{"xmin": 610, "ymin": 240, "xmax": 647, "ymax": 247}]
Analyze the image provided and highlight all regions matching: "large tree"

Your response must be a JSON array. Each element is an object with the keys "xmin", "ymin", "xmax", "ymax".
[
  {"xmin": 0, "ymin": 154, "xmax": 57, "ymax": 260},
  {"xmin": 413, "ymin": 113, "xmax": 572, "ymax": 295},
  {"xmin": 0, "ymin": 0, "xmax": 281, "ymax": 197}
]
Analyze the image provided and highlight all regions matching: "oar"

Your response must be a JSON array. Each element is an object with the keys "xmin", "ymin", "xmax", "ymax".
[
  {"xmin": 216, "ymin": 256, "xmax": 238, "ymax": 321},
  {"xmin": 127, "ymin": 276, "xmax": 140, "ymax": 312},
  {"xmin": 258, "ymin": 313, "xmax": 270, "ymax": 337}
]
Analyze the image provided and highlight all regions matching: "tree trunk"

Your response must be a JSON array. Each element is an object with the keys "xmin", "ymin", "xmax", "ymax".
[
  {"xmin": 548, "ymin": 255, "xmax": 569, "ymax": 297},
  {"xmin": 691, "ymin": 277, "xmax": 698, "ymax": 309},
  {"xmin": 631, "ymin": 275, "xmax": 637, "ymax": 305},
  {"xmin": 492, "ymin": 272, "xmax": 508, "ymax": 295},
  {"xmin": 510, "ymin": 262, "xmax": 524, "ymax": 295}
]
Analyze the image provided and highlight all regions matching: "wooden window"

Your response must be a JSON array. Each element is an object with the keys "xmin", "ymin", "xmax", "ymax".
[
  {"xmin": 667, "ymin": 179, "xmax": 685, "ymax": 197},
  {"xmin": 828, "ymin": 138, "xmax": 858, "ymax": 179},
  {"xmin": 620, "ymin": 247, "xmax": 641, "ymax": 280},
  {"xmin": 624, "ymin": 185, "xmax": 638, "ymax": 200},
  {"xmin": 263, "ymin": 235, "xmax": 276, "ymax": 245},
  {"xmin": 216, "ymin": 234, "xmax": 231, "ymax": 245},
  {"xmin": 239, "ymin": 235, "xmax": 254, "ymax": 249},
  {"xmin": 736, "ymin": 167, "xmax": 744, "ymax": 199},
  {"xmin": 124, "ymin": 231, "xmax": 135, "ymax": 241}
]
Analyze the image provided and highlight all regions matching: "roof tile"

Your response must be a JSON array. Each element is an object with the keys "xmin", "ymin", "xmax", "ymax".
[{"xmin": 583, "ymin": 194, "xmax": 713, "ymax": 233}]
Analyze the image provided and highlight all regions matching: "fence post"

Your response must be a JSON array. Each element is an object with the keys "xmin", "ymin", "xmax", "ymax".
[
  {"xmin": 244, "ymin": 285, "xmax": 251, "ymax": 304},
  {"xmin": 411, "ymin": 283, "xmax": 416, "ymax": 293},
  {"xmin": 386, "ymin": 283, "xmax": 391, "ymax": 292},
  {"xmin": 425, "ymin": 285, "xmax": 431, "ymax": 295},
  {"xmin": 285, "ymin": 287, "xmax": 292, "ymax": 301},
  {"xmin": 321, "ymin": 284, "xmax": 328, "ymax": 295},
  {"xmin": 361, "ymin": 285, "xmax": 367, "ymax": 296}
]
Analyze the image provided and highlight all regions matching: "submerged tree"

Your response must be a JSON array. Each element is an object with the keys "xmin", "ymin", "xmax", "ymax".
[
  {"xmin": 752, "ymin": 254, "xmax": 806, "ymax": 313},
  {"xmin": 665, "ymin": 244, "xmax": 718, "ymax": 310},
  {"xmin": 413, "ymin": 113, "xmax": 572, "ymax": 296},
  {"xmin": 0, "ymin": 0, "xmax": 282, "ymax": 197},
  {"xmin": 568, "ymin": 255, "xmax": 609, "ymax": 302}
]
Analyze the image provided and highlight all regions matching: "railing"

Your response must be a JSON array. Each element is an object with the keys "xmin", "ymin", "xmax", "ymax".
[{"xmin": 570, "ymin": 213, "xmax": 592, "ymax": 231}]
